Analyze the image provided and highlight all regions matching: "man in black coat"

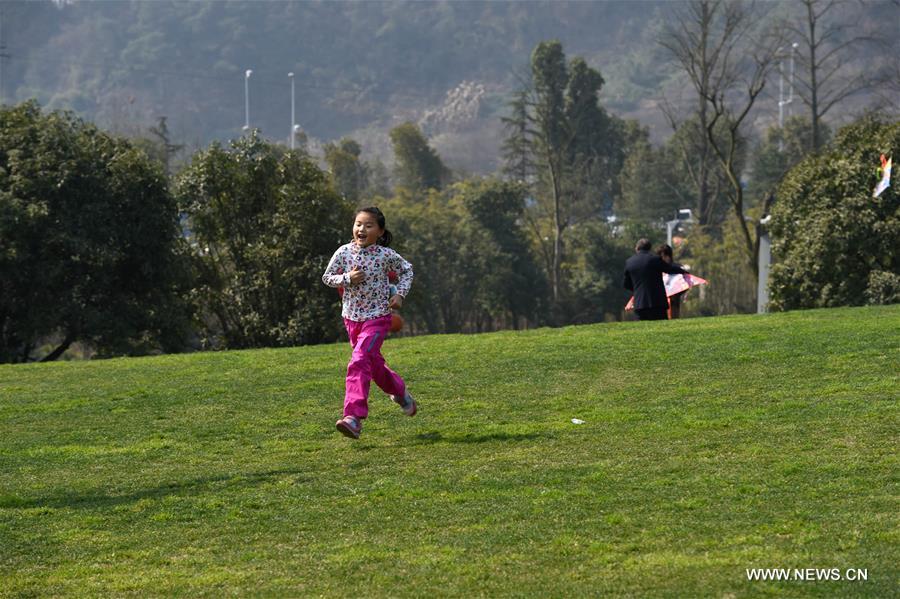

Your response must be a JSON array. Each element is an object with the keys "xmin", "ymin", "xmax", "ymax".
[{"xmin": 623, "ymin": 238, "xmax": 688, "ymax": 321}]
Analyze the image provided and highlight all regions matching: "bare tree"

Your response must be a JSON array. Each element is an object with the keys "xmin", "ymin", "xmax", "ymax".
[
  {"xmin": 872, "ymin": 59, "xmax": 900, "ymax": 115},
  {"xmin": 788, "ymin": 0, "xmax": 880, "ymax": 150},
  {"xmin": 658, "ymin": 0, "xmax": 733, "ymax": 226},
  {"xmin": 149, "ymin": 116, "xmax": 184, "ymax": 178},
  {"xmin": 661, "ymin": 0, "xmax": 782, "ymax": 276}
]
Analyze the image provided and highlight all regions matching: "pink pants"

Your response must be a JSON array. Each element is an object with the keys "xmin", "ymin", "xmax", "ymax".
[{"xmin": 343, "ymin": 314, "xmax": 406, "ymax": 419}]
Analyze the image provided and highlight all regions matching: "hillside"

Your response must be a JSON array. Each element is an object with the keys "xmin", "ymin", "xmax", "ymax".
[
  {"xmin": 2, "ymin": 1, "xmax": 894, "ymax": 175},
  {"xmin": 2, "ymin": 0, "xmax": 673, "ymax": 173},
  {"xmin": 1, "ymin": 305, "xmax": 898, "ymax": 596}
]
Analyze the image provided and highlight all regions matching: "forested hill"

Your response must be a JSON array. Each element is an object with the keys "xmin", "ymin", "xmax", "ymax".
[
  {"xmin": 0, "ymin": 0, "xmax": 680, "ymax": 170},
  {"xmin": 0, "ymin": 1, "xmax": 894, "ymax": 173}
]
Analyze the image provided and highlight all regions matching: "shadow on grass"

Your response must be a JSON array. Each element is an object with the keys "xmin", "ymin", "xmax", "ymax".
[
  {"xmin": 1, "ymin": 468, "xmax": 307, "ymax": 511},
  {"xmin": 410, "ymin": 430, "xmax": 544, "ymax": 445}
]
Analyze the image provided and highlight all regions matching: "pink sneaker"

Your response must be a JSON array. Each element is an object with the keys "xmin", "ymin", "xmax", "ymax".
[
  {"xmin": 335, "ymin": 415, "xmax": 362, "ymax": 439},
  {"xmin": 390, "ymin": 391, "xmax": 417, "ymax": 417}
]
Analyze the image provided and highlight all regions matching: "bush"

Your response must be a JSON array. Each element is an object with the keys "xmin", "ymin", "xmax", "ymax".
[
  {"xmin": 865, "ymin": 270, "xmax": 900, "ymax": 305},
  {"xmin": 679, "ymin": 223, "xmax": 757, "ymax": 316},
  {"xmin": 0, "ymin": 101, "xmax": 191, "ymax": 362},
  {"xmin": 175, "ymin": 133, "xmax": 352, "ymax": 349},
  {"xmin": 768, "ymin": 117, "xmax": 899, "ymax": 311}
]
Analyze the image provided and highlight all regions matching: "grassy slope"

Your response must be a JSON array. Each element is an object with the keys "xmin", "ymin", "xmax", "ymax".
[{"xmin": 0, "ymin": 306, "xmax": 897, "ymax": 597}]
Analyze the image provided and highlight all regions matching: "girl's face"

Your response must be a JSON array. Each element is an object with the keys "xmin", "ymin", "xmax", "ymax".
[{"xmin": 353, "ymin": 212, "xmax": 383, "ymax": 248}]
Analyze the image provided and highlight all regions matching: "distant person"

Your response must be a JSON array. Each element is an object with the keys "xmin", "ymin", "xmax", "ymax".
[
  {"xmin": 623, "ymin": 238, "xmax": 688, "ymax": 321},
  {"xmin": 656, "ymin": 243, "xmax": 687, "ymax": 319},
  {"xmin": 322, "ymin": 206, "xmax": 416, "ymax": 439}
]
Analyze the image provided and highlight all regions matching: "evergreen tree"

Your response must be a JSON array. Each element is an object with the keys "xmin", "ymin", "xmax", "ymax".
[
  {"xmin": 0, "ymin": 101, "xmax": 192, "ymax": 362},
  {"xmin": 175, "ymin": 132, "xmax": 352, "ymax": 349},
  {"xmin": 324, "ymin": 137, "xmax": 369, "ymax": 204},
  {"xmin": 500, "ymin": 88, "xmax": 533, "ymax": 183},
  {"xmin": 503, "ymin": 41, "xmax": 625, "ymax": 317},
  {"xmin": 389, "ymin": 122, "xmax": 449, "ymax": 193},
  {"xmin": 768, "ymin": 117, "xmax": 899, "ymax": 310}
]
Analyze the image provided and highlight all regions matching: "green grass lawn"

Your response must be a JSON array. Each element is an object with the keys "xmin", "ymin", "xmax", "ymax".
[{"xmin": 1, "ymin": 306, "xmax": 898, "ymax": 597}]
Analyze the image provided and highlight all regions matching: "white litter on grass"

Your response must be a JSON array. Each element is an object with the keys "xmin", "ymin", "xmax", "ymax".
[{"xmin": 571, "ymin": 418, "xmax": 585, "ymax": 425}]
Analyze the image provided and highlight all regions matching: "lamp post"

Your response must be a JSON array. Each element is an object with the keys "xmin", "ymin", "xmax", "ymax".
[
  {"xmin": 777, "ymin": 43, "xmax": 798, "ymax": 150},
  {"xmin": 757, "ymin": 214, "xmax": 772, "ymax": 313},
  {"xmin": 288, "ymin": 72, "xmax": 296, "ymax": 149},
  {"xmin": 666, "ymin": 209, "xmax": 693, "ymax": 247},
  {"xmin": 789, "ymin": 42, "xmax": 798, "ymax": 117},
  {"xmin": 243, "ymin": 69, "xmax": 253, "ymax": 132}
]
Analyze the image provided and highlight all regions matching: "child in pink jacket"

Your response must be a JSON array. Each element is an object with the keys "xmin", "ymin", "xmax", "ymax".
[{"xmin": 322, "ymin": 206, "xmax": 416, "ymax": 439}]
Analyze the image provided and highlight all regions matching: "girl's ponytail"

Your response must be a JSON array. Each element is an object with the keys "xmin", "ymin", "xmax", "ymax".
[{"xmin": 379, "ymin": 228, "xmax": 393, "ymax": 247}]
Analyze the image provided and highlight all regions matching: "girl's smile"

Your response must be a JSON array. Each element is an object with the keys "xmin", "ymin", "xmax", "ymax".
[{"xmin": 353, "ymin": 212, "xmax": 383, "ymax": 248}]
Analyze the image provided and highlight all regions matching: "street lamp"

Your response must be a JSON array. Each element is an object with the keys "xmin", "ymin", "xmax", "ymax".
[
  {"xmin": 777, "ymin": 43, "xmax": 798, "ymax": 149},
  {"xmin": 666, "ymin": 209, "xmax": 693, "ymax": 247},
  {"xmin": 243, "ymin": 69, "xmax": 253, "ymax": 132},
  {"xmin": 288, "ymin": 72, "xmax": 295, "ymax": 149},
  {"xmin": 757, "ymin": 214, "xmax": 773, "ymax": 313}
]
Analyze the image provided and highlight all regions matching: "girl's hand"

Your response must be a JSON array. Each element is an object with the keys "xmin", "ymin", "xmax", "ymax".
[
  {"xmin": 388, "ymin": 294, "xmax": 403, "ymax": 309},
  {"xmin": 348, "ymin": 268, "xmax": 365, "ymax": 285}
]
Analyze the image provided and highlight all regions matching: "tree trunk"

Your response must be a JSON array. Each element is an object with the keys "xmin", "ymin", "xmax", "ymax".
[
  {"xmin": 549, "ymin": 156, "xmax": 563, "ymax": 307},
  {"xmin": 41, "ymin": 335, "xmax": 74, "ymax": 362},
  {"xmin": 698, "ymin": 45, "xmax": 712, "ymax": 226},
  {"xmin": 697, "ymin": 1, "xmax": 715, "ymax": 226},
  {"xmin": 807, "ymin": 1, "xmax": 820, "ymax": 151}
]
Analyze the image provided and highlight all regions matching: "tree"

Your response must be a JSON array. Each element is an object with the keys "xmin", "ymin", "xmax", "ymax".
[
  {"xmin": 505, "ymin": 41, "xmax": 624, "ymax": 315},
  {"xmin": 788, "ymin": 0, "xmax": 879, "ymax": 151},
  {"xmin": 0, "ymin": 101, "xmax": 191, "ymax": 363},
  {"xmin": 659, "ymin": 0, "xmax": 730, "ymax": 227},
  {"xmin": 384, "ymin": 178, "xmax": 545, "ymax": 334},
  {"xmin": 457, "ymin": 179, "xmax": 546, "ymax": 330},
  {"xmin": 324, "ymin": 137, "xmax": 368, "ymax": 204},
  {"xmin": 129, "ymin": 116, "xmax": 186, "ymax": 181},
  {"xmin": 389, "ymin": 122, "xmax": 449, "ymax": 193},
  {"xmin": 564, "ymin": 57, "xmax": 623, "ymax": 216},
  {"xmin": 616, "ymin": 121, "xmax": 694, "ymax": 223},
  {"xmin": 365, "ymin": 158, "xmax": 393, "ymax": 199},
  {"xmin": 175, "ymin": 132, "xmax": 352, "ymax": 349},
  {"xmin": 383, "ymin": 189, "xmax": 472, "ymax": 333},
  {"xmin": 747, "ymin": 115, "xmax": 828, "ymax": 203},
  {"xmin": 563, "ymin": 220, "xmax": 634, "ymax": 323},
  {"xmin": 500, "ymin": 88, "xmax": 534, "ymax": 183},
  {"xmin": 667, "ymin": 114, "xmax": 740, "ymax": 226},
  {"xmin": 679, "ymin": 220, "xmax": 758, "ymax": 315},
  {"xmin": 660, "ymin": 0, "xmax": 781, "ymax": 275},
  {"xmin": 768, "ymin": 116, "xmax": 899, "ymax": 310},
  {"xmin": 148, "ymin": 116, "xmax": 184, "ymax": 178},
  {"xmin": 528, "ymin": 40, "xmax": 570, "ymax": 307}
]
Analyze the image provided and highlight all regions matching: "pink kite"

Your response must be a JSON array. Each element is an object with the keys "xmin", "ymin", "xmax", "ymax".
[{"xmin": 625, "ymin": 273, "xmax": 709, "ymax": 311}]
